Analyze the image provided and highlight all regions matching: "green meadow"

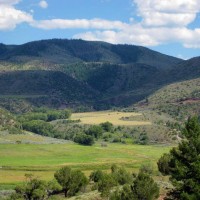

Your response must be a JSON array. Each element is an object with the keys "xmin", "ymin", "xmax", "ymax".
[{"xmin": 0, "ymin": 143, "xmax": 171, "ymax": 187}]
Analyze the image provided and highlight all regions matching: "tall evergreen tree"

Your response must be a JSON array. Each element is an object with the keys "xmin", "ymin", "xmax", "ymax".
[{"xmin": 158, "ymin": 116, "xmax": 200, "ymax": 200}]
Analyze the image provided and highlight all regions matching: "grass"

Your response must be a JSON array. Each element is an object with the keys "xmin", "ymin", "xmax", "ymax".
[
  {"xmin": 0, "ymin": 133, "xmax": 70, "ymax": 144},
  {"xmin": 0, "ymin": 143, "xmax": 171, "ymax": 187},
  {"xmin": 71, "ymin": 111, "xmax": 151, "ymax": 126}
]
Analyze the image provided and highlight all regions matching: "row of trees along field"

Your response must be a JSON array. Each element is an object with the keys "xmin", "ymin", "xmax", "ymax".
[
  {"xmin": 18, "ymin": 108, "xmax": 71, "ymax": 137},
  {"xmin": 9, "ymin": 116, "xmax": 200, "ymax": 200},
  {"xmin": 10, "ymin": 165, "xmax": 159, "ymax": 200}
]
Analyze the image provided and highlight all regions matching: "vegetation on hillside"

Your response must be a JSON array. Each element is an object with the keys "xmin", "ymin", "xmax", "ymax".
[
  {"xmin": 0, "ymin": 108, "xmax": 22, "ymax": 134},
  {"xmin": 142, "ymin": 78, "xmax": 200, "ymax": 121},
  {"xmin": 0, "ymin": 39, "xmax": 194, "ymax": 110}
]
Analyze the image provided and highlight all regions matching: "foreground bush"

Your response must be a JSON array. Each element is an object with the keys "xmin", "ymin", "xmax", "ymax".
[
  {"xmin": 74, "ymin": 133, "xmax": 95, "ymax": 145},
  {"xmin": 54, "ymin": 166, "xmax": 88, "ymax": 197},
  {"xmin": 110, "ymin": 172, "xmax": 159, "ymax": 200},
  {"xmin": 10, "ymin": 174, "xmax": 61, "ymax": 200}
]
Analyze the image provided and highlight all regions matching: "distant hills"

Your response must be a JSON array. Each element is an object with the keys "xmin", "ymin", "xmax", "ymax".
[
  {"xmin": 0, "ymin": 39, "xmax": 181, "ymax": 68},
  {"xmin": 0, "ymin": 39, "xmax": 199, "ymax": 112}
]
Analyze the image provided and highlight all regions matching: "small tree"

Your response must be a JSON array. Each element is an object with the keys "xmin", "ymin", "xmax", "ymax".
[
  {"xmin": 132, "ymin": 172, "xmax": 159, "ymax": 200},
  {"xmin": 54, "ymin": 166, "xmax": 88, "ymax": 197},
  {"xmin": 110, "ymin": 184, "xmax": 136, "ymax": 200},
  {"xmin": 74, "ymin": 133, "xmax": 95, "ymax": 146},
  {"xmin": 86, "ymin": 125, "xmax": 103, "ymax": 139},
  {"xmin": 54, "ymin": 166, "xmax": 71, "ymax": 197},
  {"xmin": 112, "ymin": 167, "xmax": 133, "ymax": 185},
  {"xmin": 10, "ymin": 174, "xmax": 48, "ymax": 200},
  {"xmin": 67, "ymin": 170, "xmax": 88, "ymax": 196},
  {"xmin": 98, "ymin": 173, "xmax": 117, "ymax": 197},
  {"xmin": 100, "ymin": 121, "xmax": 113, "ymax": 132},
  {"xmin": 47, "ymin": 179, "xmax": 62, "ymax": 196},
  {"xmin": 90, "ymin": 170, "xmax": 104, "ymax": 182}
]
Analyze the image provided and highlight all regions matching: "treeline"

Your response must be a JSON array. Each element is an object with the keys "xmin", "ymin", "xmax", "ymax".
[
  {"xmin": 10, "ymin": 164, "xmax": 159, "ymax": 200},
  {"xmin": 73, "ymin": 121, "xmax": 113, "ymax": 145},
  {"xmin": 19, "ymin": 108, "xmax": 71, "ymax": 137},
  {"xmin": 18, "ymin": 108, "xmax": 71, "ymax": 123}
]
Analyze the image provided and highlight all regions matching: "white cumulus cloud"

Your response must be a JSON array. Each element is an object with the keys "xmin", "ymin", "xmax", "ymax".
[
  {"xmin": 1, "ymin": 0, "xmax": 200, "ymax": 49},
  {"xmin": 133, "ymin": 0, "xmax": 200, "ymax": 27},
  {"xmin": 74, "ymin": 25, "xmax": 200, "ymax": 48},
  {"xmin": 0, "ymin": 4, "xmax": 33, "ymax": 30},
  {"xmin": 31, "ymin": 18, "xmax": 127, "ymax": 30},
  {"xmin": 39, "ymin": 0, "xmax": 48, "ymax": 9}
]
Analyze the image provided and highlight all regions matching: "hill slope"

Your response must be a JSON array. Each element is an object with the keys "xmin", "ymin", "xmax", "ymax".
[
  {"xmin": 0, "ymin": 39, "xmax": 181, "ymax": 69},
  {"xmin": 0, "ymin": 39, "xmax": 199, "ymax": 111},
  {"xmin": 0, "ymin": 70, "xmax": 98, "ymax": 112},
  {"xmin": 138, "ymin": 77, "xmax": 200, "ymax": 120}
]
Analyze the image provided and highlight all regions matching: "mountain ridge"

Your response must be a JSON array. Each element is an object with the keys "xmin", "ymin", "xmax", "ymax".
[
  {"xmin": 0, "ymin": 39, "xmax": 182, "ymax": 68},
  {"xmin": 0, "ymin": 39, "xmax": 199, "ymax": 112}
]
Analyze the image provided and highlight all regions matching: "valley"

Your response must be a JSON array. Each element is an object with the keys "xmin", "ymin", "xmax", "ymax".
[{"xmin": 0, "ymin": 39, "xmax": 199, "ymax": 199}]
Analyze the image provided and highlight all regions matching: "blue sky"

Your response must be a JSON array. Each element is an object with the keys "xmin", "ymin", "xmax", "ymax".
[{"xmin": 0, "ymin": 0, "xmax": 200, "ymax": 59}]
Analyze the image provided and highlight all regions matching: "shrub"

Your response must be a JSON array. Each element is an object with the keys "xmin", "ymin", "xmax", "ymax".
[
  {"xmin": 74, "ymin": 133, "xmax": 95, "ymax": 146},
  {"xmin": 90, "ymin": 170, "xmax": 104, "ymax": 182},
  {"xmin": 10, "ymin": 175, "xmax": 48, "ymax": 200},
  {"xmin": 86, "ymin": 125, "xmax": 103, "ymax": 139},
  {"xmin": 98, "ymin": 173, "xmax": 117, "ymax": 197},
  {"xmin": 157, "ymin": 153, "xmax": 171, "ymax": 176},
  {"xmin": 100, "ymin": 121, "xmax": 113, "ymax": 132},
  {"xmin": 110, "ymin": 172, "xmax": 159, "ymax": 200},
  {"xmin": 140, "ymin": 163, "xmax": 154, "ymax": 175},
  {"xmin": 22, "ymin": 120, "xmax": 55, "ymax": 136},
  {"xmin": 112, "ymin": 167, "xmax": 133, "ymax": 185},
  {"xmin": 54, "ymin": 166, "xmax": 88, "ymax": 197}
]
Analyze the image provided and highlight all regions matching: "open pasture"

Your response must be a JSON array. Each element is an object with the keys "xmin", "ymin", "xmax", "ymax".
[
  {"xmin": 71, "ymin": 111, "xmax": 151, "ymax": 126},
  {"xmin": 0, "ymin": 143, "xmax": 170, "ymax": 187},
  {"xmin": 0, "ymin": 132, "xmax": 70, "ymax": 144}
]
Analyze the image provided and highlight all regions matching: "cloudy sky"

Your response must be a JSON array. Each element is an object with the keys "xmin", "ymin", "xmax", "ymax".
[{"xmin": 0, "ymin": 0, "xmax": 200, "ymax": 59}]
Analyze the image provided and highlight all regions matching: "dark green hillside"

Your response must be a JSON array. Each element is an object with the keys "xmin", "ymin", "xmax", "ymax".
[
  {"xmin": 111, "ymin": 44, "xmax": 181, "ymax": 68},
  {"xmin": 0, "ymin": 70, "xmax": 98, "ymax": 111},
  {"xmin": 0, "ymin": 39, "xmax": 200, "ymax": 111},
  {"xmin": 0, "ymin": 39, "xmax": 181, "ymax": 67},
  {"xmin": 168, "ymin": 56, "xmax": 200, "ymax": 81},
  {"xmin": 87, "ymin": 63, "xmax": 161, "ymax": 94}
]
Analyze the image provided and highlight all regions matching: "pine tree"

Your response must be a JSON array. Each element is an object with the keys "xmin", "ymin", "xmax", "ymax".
[{"xmin": 158, "ymin": 116, "xmax": 200, "ymax": 200}]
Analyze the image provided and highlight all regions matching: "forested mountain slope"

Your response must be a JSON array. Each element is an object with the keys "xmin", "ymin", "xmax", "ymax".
[
  {"xmin": 0, "ymin": 39, "xmax": 199, "ymax": 111},
  {"xmin": 0, "ymin": 39, "xmax": 181, "ymax": 68}
]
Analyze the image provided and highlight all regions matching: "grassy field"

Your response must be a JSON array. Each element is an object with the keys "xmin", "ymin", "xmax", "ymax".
[
  {"xmin": 71, "ymin": 111, "xmax": 151, "ymax": 126},
  {"xmin": 0, "ymin": 143, "xmax": 171, "ymax": 187},
  {"xmin": 0, "ymin": 132, "xmax": 70, "ymax": 144}
]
